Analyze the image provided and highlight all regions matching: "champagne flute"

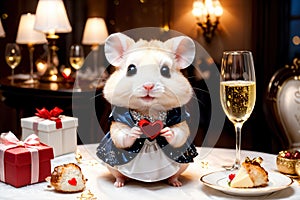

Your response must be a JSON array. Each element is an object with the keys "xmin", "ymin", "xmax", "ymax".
[
  {"xmin": 5, "ymin": 43, "xmax": 22, "ymax": 84},
  {"xmin": 220, "ymin": 51, "xmax": 256, "ymax": 169},
  {"xmin": 69, "ymin": 44, "xmax": 85, "ymax": 91}
]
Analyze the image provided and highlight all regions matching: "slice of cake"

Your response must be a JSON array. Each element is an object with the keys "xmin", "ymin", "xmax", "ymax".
[
  {"xmin": 49, "ymin": 163, "xmax": 86, "ymax": 193},
  {"xmin": 229, "ymin": 157, "xmax": 269, "ymax": 188}
]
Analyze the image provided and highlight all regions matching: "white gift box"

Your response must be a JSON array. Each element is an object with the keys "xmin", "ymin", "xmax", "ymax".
[{"xmin": 21, "ymin": 116, "xmax": 78, "ymax": 157}]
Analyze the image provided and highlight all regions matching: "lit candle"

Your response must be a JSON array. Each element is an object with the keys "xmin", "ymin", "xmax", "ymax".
[
  {"xmin": 62, "ymin": 67, "xmax": 72, "ymax": 78},
  {"xmin": 36, "ymin": 60, "xmax": 47, "ymax": 76},
  {"xmin": 50, "ymin": 75, "xmax": 58, "ymax": 82},
  {"xmin": 49, "ymin": 83, "xmax": 58, "ymax": 90}
]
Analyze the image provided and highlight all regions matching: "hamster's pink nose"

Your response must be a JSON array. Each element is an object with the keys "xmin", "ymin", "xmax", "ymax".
[{"xmin": 143, "ymin": 83, "xmax": 154, "ymax": 91}]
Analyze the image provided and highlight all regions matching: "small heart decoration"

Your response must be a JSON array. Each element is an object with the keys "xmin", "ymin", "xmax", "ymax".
[
  {"xmin": 68, "ymin": 177, "xmax": 77, "ymax": 186},
  {"xmin": 138, "ymin": 119, "xmax": 163, "ymax": 139}
]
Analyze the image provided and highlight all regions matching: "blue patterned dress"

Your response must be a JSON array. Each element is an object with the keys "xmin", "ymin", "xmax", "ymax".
[{"xmin": 96, "ymin": 106, "xmax": 198, "ymax": 181}]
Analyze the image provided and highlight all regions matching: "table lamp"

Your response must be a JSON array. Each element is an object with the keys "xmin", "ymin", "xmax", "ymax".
[
  {"xmin": 82, "ymin": 17, "xmax": 108, "ymax": 81},
  {"xmin": 34, "ymin": 0, "xmax": 72, "ymax": 82},
  {"xmin": 16, "ymin": 13, "xmax": 47, "ymax": 84},
  {"xmin": 0, "ymin": 19, "xmax": 5, "ymax": 37}
]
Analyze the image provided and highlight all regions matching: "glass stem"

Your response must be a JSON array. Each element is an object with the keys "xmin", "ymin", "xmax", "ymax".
[
  {"xmin": 11, "ymin": 68, "xmax": 14, "ymax": 85},
  {"xmin": 234, "ymin": 122, "xmax": 243, "ymax": 169},
  {"xmin": 74, "ymin": 70, "xmax": 81, "ymax": 91},
  {"xmin": 92, "ymin": 45, "xmax": 98, "ymax": 75}
]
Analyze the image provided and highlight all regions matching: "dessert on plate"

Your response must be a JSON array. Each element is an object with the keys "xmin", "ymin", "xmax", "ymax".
[
  {"xmin": 47, "ymin": 163, "xmax": 86, "ymax": 193},
  {"xmin": 229, "ymin": 157, "xmax": 269, "ymax": 188}
]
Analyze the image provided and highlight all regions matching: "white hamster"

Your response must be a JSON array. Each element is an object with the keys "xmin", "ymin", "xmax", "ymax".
[{"xmin": 97, "ymin": 33, "xmax": 198, "ymax": 187}]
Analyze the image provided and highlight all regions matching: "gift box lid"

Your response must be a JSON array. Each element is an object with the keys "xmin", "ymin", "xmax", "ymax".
[
  {"xmin": 4, "ymin": 143, "xmax": 54, "ymax": 166},
  {"xmin": 21, "ymin": 116, "xmax": 78, "ymax": 132}
]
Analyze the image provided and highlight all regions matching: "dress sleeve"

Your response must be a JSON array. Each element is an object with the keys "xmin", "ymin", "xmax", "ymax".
[
  {"xmin": 96, "ymin": 106, "xmax": 145, "ymax": 167},
  {"xmin": 166, "ymin": 106, "xmax": 190, "ymax": 126},
  {"xmin": 158, "ymin": 106, "xmax": 198, "ymax": 163},
  {"xmin": 109, "ymin": 106, "xmax": 136, "ymax": 127}
]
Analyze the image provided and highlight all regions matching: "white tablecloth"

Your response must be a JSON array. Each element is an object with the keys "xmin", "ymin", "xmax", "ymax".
[{"xmin": 0, "ymin": 144, "xmax": 299, "ymax": 200}]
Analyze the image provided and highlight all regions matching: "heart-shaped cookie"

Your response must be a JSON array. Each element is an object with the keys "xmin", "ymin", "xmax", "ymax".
[
  {"xmin": 68, "ymin": 177, "xmax": 77, "ymax": 186},
  {"xmin": 138, "ymin": 119, "xmax": 163, "ymax": 139}
]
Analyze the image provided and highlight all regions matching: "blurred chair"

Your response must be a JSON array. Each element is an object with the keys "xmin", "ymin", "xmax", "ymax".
[{"xmin": 265, "ymin": 58, "xmax": 300, "ymax": 150}]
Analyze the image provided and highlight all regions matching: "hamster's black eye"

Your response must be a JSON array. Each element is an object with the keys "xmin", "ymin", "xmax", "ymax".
[
  {"xmin": 126, "ymin": 64, "xmax": 137, "ymax": 76},
  {"xmin": 160, "ymin": 65, "xmax": 171, "ymax": 78}
]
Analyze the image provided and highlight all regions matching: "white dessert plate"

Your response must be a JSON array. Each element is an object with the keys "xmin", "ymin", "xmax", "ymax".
[{"xmin": 200, "ymin": 170, "xmax": 293, "ymax": 196}]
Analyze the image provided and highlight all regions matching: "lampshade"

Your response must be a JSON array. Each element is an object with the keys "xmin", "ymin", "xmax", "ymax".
[
  {"xmin": 34, "ymin": 0, "xmax": 72, "ymax": 34},
  {"xmin": 0, "ymin": 18, "xmax": 5, "ymax": 37},
  {"xmin": 82, "ymin": 17, "xmax": 108, "ymax": 45},
  {"xmin": 0, "ymin": 19, "xmax": 5, "ymax": 37},
  {"xmin": 16, "ymin": 13, "xmax": 47, "ymax": 44}
]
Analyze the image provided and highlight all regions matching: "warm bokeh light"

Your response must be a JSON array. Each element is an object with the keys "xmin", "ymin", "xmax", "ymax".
[{"xmin": 292, "ymin": 35, "xmax": 300, "ymax": 45}]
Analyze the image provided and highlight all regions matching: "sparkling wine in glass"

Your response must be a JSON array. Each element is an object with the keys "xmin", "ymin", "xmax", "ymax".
[
  {"xmin": 5, "ymin": 43, "xmax": 22, "ymax": 84},
  {"xmin": 69, "ymin": 44, "xmax": 84, "ymax": 91},
  {"xmin": 220, "ymin": 50, "xmax": 256, "ymax": 169}
]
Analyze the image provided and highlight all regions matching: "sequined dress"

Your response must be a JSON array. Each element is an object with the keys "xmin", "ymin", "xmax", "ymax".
[{"xmin": 96, "ymin": 106, "xmax": 198, "ymax": 182}]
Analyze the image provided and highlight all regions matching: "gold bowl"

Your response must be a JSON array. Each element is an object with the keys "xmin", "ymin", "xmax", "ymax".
[
  {"xmin": 276, "ymin": 150, "xmax": 300, "ymax": 175},
  {"xmin": 296, "ymin": 160, "xmax": 300, "ymax": 176}
]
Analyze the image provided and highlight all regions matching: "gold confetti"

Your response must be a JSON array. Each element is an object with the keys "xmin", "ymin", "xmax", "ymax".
[
  {"xmin": 87, "ymin": 160, "xmax": 99, "ymax": 166},
  {"xmin": 201, "ymin": 161, "xmax": 209, "ymax": 169},
  {"xmin": 77, "ymin": 190, "xmax": 97, "ymax": 200},
  {"xmin": 75, "ymin": 149, "xmax": 83, "ymax": 164}
]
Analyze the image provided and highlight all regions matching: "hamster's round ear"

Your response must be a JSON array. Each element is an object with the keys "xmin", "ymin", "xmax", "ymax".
[
  {"xmin": 104, "ymin": 33, "xmax": 135, "ymax": 67},
  {"xmin": 164, "ymin": 36, "xmax": 195, "ymax": 69}
]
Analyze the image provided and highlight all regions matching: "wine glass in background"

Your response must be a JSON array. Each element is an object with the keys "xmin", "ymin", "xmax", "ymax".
[
  {"xmin": 69, "ymin": 44, "xmax": 85, "ymax": 91},
  {"xmin": 5, "ymin": 43, "xmax": 22, "ymax": 84},
  {"xmin": 220, "ymin": 51, "xmax": 256, "ymax": 169}
]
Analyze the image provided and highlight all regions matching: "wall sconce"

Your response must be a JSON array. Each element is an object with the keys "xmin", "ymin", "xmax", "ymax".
[
  {"xmin": 0, "ymin": 18, "xmax": 5, "ymax": 38},
  {"xmin": 192, "ymin": 0, "xmax": 223, "ymax": 43},
  {"xmin": 16, "ymin": 13, "xmax": 47, "ymax": 84},
  {"xmin": 34, "ymin": 0, "xmax": 72, "ymax": 82}
]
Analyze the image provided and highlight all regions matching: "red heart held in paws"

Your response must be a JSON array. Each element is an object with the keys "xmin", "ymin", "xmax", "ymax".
[
  {"xmin": 68, "ymin": 178, "xmax": 77, "ymax": 186},
  {"xmin": 138, "ymin": 119, "xmax": 163, "ymax": 139}
]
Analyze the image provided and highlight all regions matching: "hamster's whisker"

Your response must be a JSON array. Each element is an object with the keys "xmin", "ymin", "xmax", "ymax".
[
  {"xmin": 192, "ymin": 87, "xmax": 209, "ymax": 94},
  {"xmin": 93, "ymin": 77, "xmax": 106, "ymax": 81},
  {"xmin": 186, "ymin": 75, "xmax": 199, "ymax": 79},
  {"xmin": 91, "ymin": 92, "xmax": 104, "ymax": 100},
  {"xmin": 191, "ymin": 95, "xmax": 206, "ymax": 107}
]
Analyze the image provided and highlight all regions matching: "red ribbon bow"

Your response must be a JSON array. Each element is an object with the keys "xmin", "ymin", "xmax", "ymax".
[
  {"xmin": 35, "ymin": 107, "xmax": 63, "ymax": 129},
  {"xmin": 0, "ymin": 131, "xmax": 40, "ymax": 147},
  {"xmin": 0, "ymin": 132, "xmax": 41, "ymax": 183}
]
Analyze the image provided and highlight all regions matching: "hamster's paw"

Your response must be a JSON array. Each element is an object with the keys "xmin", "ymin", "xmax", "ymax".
[
  {"xmin": 160, "ymin": 127, "xmax": 174, "ymax": 143},
  {"xmin": 129, "ymin": 126, "xmax": 143, "ymax": 139},
  {"xmin": 119, "ymin": 126, "xmax": 143, "ymax": 148},
  {"xmin": 114, "ymin": 177, "xmax": 126, "ymax": 187},
  {"xmin": 167, "ymin": 177, "xmax": 182, "ymax": 187}
]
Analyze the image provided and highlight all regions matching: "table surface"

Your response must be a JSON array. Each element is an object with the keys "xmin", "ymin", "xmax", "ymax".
[
  {"xmin": 0, "ymin": 76, "xmax": 102, "ymax": 97},
  {"xmin": 0, "ymin": 144, "xmax": 299, "ymax": 200}
]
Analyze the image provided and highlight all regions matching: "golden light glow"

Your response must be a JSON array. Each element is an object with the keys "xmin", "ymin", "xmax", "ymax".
[
  {"xmin": 36, "ymin": 60, "xmax": 48, "ymax": 76},
  {"xmin": 213, "ymin": 1, "xmax": 223, "ymax": 17},
  {"xmin": 162, "ymin": 24, "xmax": 170, "ymax": 32},
  {"xmin": 192, "ymin": 1, "xmax": 205, "ymax": 18},
  {"xmin": 192, "ymin": 0, "xmax": 223, "ymax": 20},
  {"xmin": 192, "ymin": 0, "xmax": 223, "ymax": 43},
  {"xmin": 50, "ymin": 75, "xmax": 58, "ymax": 82},
  {"xmin": 292, "ymin": 36, "xmax": 300, "ymax": 46},
  {"xmin": 49, "ymin": 83, "xmax": 59, "ymax": 90},
  {"xmin": 62, "ymin": 67, "xmax": 72, "ymax": 78}
]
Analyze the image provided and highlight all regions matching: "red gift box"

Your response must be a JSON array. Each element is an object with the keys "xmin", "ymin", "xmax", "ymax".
[{"xmin": 0, "ymin": 132, "xmax": 54, "ymax": 188}]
